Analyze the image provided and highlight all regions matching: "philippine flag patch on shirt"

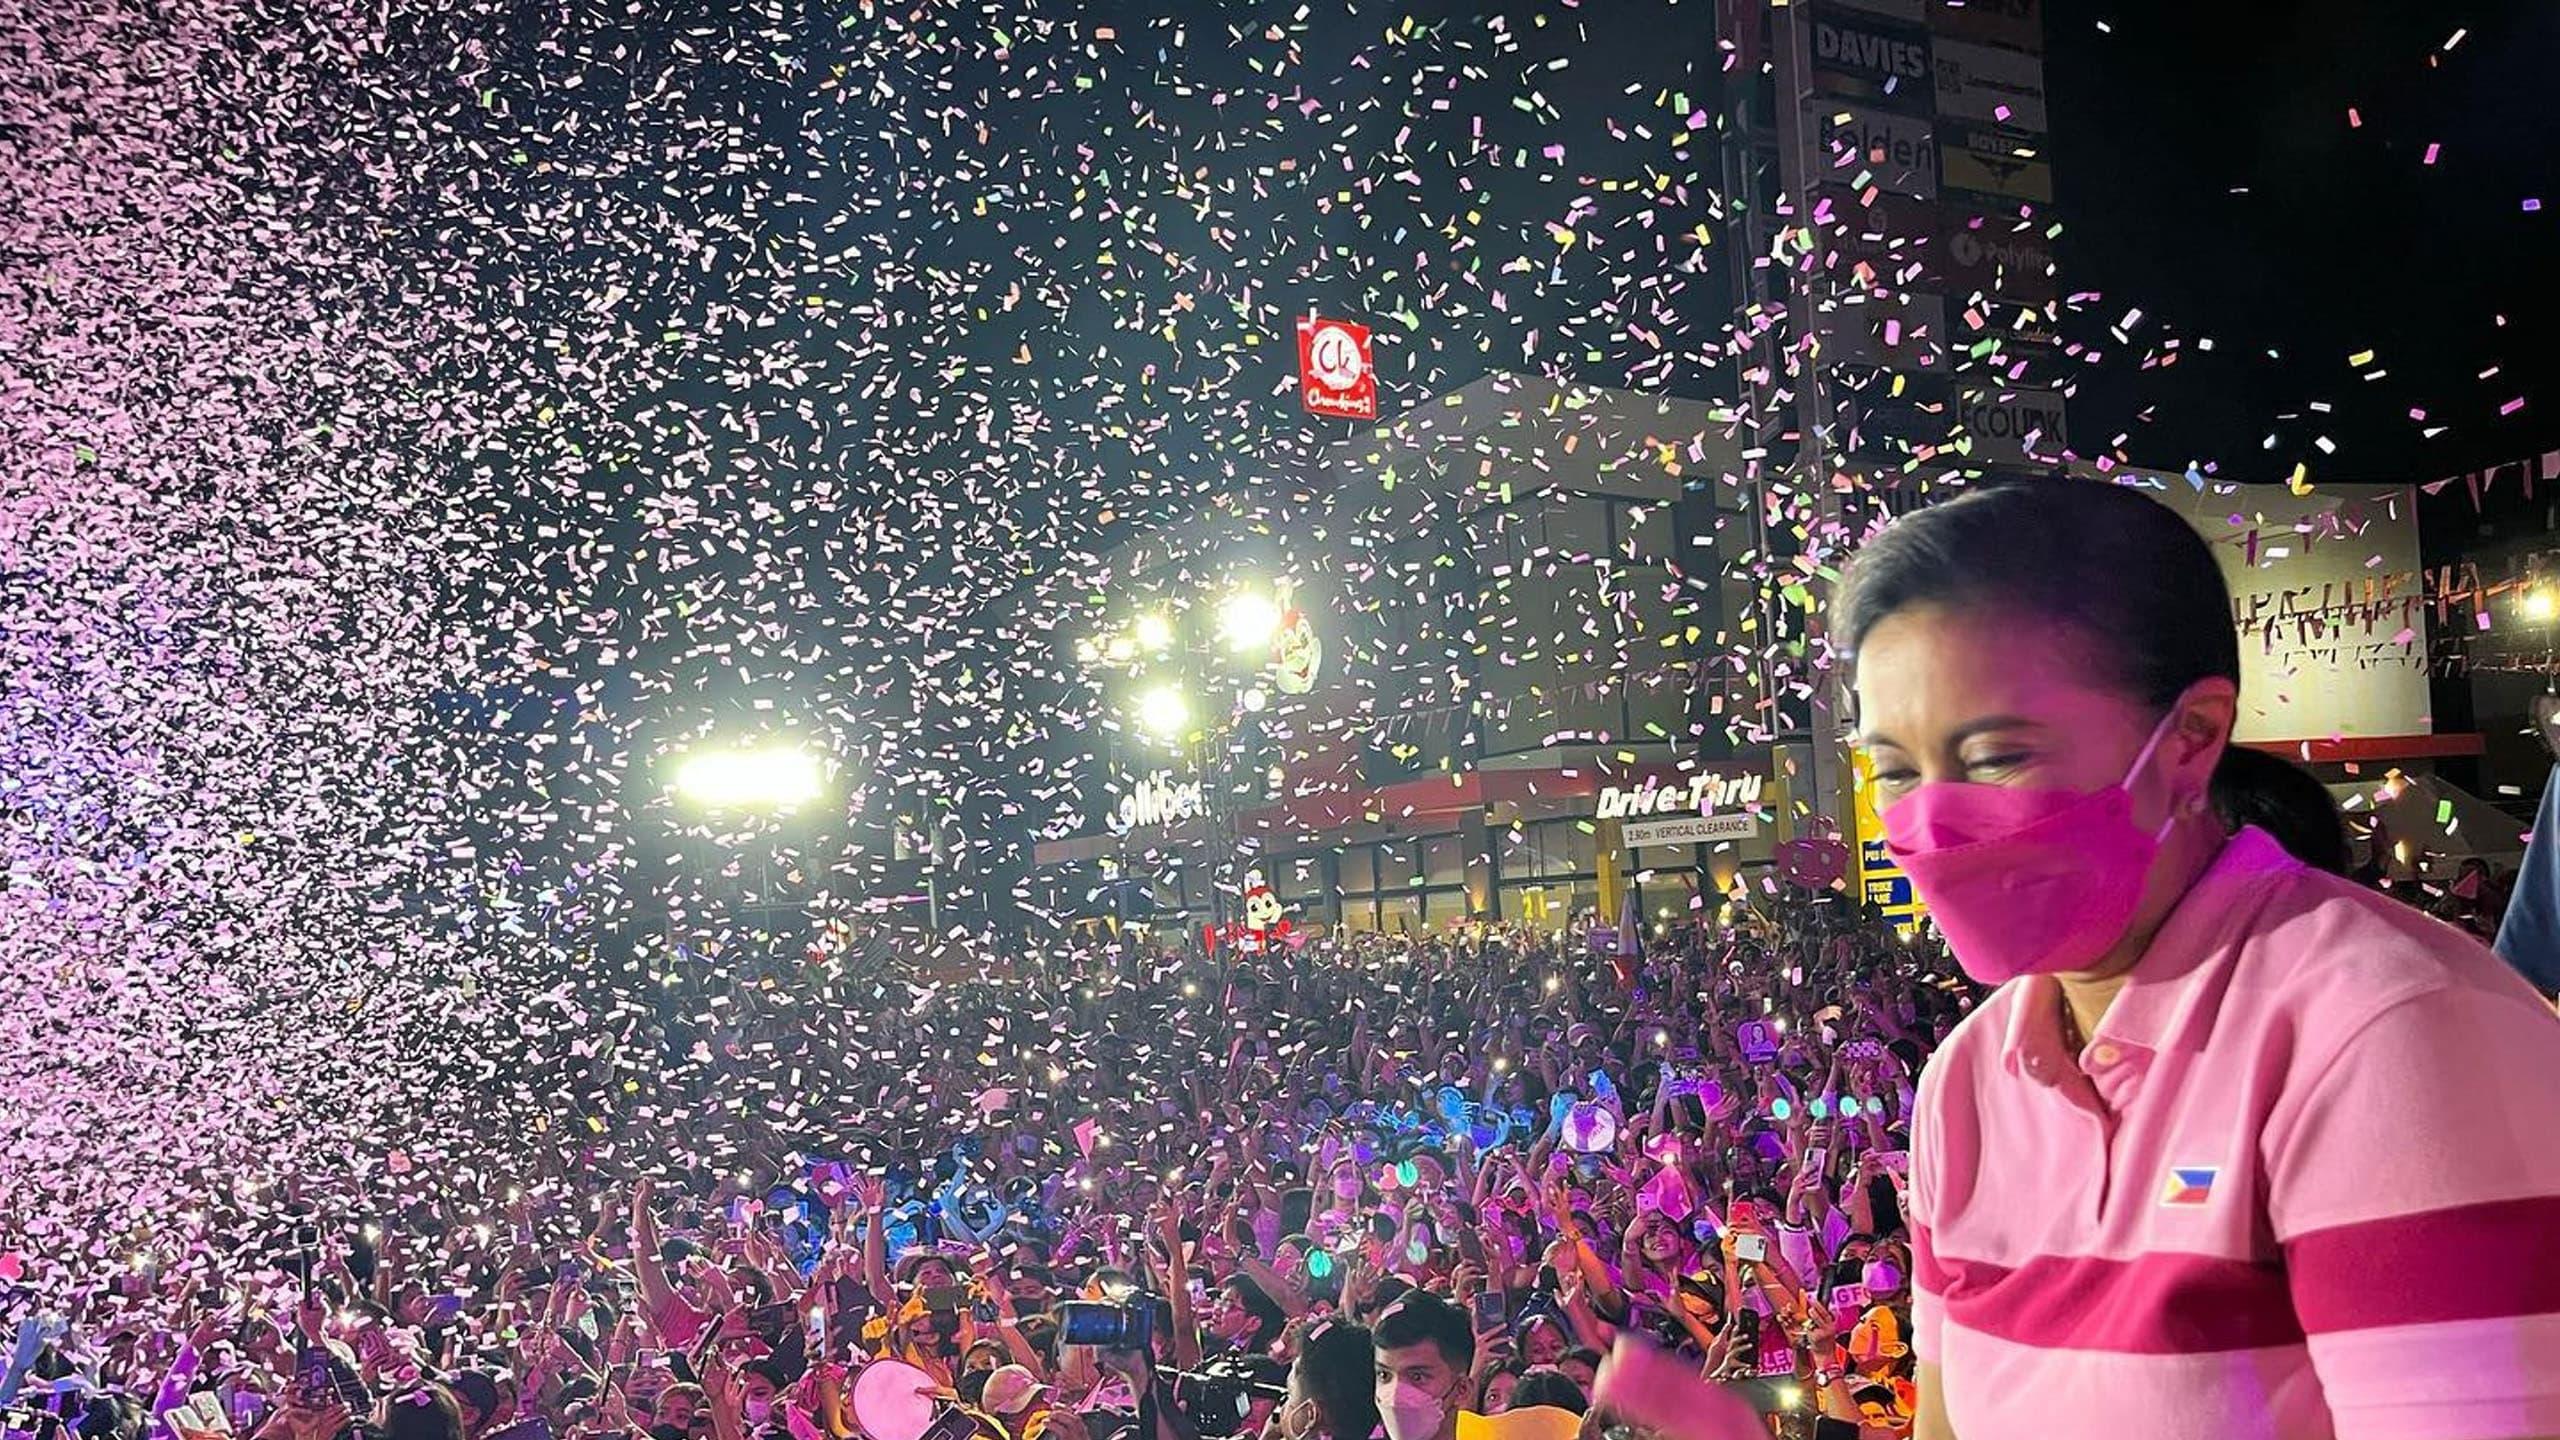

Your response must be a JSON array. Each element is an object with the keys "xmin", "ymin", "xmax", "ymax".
[{"xmin": 2159, "ymin": 1166, "xmax": 2219, "ymax": 1207}]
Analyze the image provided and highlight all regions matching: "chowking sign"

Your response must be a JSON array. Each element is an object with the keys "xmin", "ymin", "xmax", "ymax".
[
  {"xmin": 1296, "ymin": 315, "xmax": 1378, "ymax": 420},
  {"xmin": 1595, "ymin": 772, "xmax": 1767, "ymax": 821},
  {"xmin": 1114, "ymin": 772, "xmax": 1205, "ymax": 832}
]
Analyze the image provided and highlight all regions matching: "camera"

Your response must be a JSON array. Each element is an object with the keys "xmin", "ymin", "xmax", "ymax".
[
  {"xmin": 1169, "ymin": 1359, "xmax": 1286, "ymax": 1440},
  {"xmin": 1055, "ymin": 1299, "xmax": 1155, "ymax": 1352}
]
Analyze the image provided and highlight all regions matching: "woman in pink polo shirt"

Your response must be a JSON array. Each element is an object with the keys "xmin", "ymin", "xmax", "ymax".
[
  {"xmin": 1828, "ymin": 480, "xmax": 2560, "ymax": 1439},
  {"xmin": 1589, "ymin": 480, "xmax": 2560, "ymax": 1440}
]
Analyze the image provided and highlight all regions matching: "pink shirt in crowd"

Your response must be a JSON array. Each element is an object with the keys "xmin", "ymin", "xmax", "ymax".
[{"xmin": 1909, "ymin": 827, "xmax": 2560, "ymax": 1440}]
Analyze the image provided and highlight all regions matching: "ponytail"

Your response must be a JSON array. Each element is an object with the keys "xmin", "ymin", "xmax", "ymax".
[{"xmin": 2209, "ymin": 746, "xmax": 2349, "ymax": 875}]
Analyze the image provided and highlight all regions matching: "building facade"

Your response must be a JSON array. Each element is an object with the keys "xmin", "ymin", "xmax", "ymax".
[{"xmin": 1032, "ymin": 373, "xmax": 1796, "ymax": 940}]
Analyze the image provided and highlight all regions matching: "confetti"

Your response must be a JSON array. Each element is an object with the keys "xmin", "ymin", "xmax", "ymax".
[{"xmin": 0, "ymin": 0, "xmax": 2541, "ymax": 1326}]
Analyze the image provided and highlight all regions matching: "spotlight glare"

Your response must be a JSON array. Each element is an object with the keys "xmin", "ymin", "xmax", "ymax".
[
  {"xmin": 673, "ymin": 745, "xmax": 825, "ymax": 811},
  {"xmin": 1219, "ymin": 590, "xmax": 1284, "ymax": 652},
  {"xmin": 1137, "ymin": 686, "xmax": 1190, "ymax": 738}
]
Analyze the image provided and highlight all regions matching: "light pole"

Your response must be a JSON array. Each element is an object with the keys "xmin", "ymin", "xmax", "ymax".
[
  {"xmin": 664, "ymin": 740, "xmax": 833, "ymax": 957},
  {"xmin": 1083, "ymin": 579, "xmax": 1300, "ymax": 945}
]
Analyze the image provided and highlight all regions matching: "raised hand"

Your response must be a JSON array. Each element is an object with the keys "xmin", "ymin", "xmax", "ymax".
[{"xmin": 1589, "ymin": 1335, "xmax": 1763, "ymax": 1440}]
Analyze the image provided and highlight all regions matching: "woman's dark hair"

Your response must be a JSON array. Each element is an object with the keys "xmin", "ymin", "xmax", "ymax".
[
  {"xmin": 2210, "ymin": 747, "xmax": 2350, "ymax": 874},
  {"xmin": 1294, "ymin": 1323, "xmax": 1380, "ymax": 1440},
  {"xmin": 1838, "ymin": 480, "xmax": 2240, "ymax": 711},
  {"xmin": 382, "ymin": 1386, "xmax": 466, "ymax": 1440},
  {"xmin": 1507, "ymin": 1372, "xmax": 1588, "ymax": 1416}
]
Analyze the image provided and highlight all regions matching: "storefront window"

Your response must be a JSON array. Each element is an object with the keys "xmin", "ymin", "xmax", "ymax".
[
  {"xmin": 1272, "ymin": 854, "xmax": 1322, "ymax": 898},
  {"xmin": 1378, "ymin": 839, "xmax": 1424, "ymax": 889},
  {"xmin": 1497, "ymin": 818, "xmax": 1600, "ymax": 923},
  {"xmin": 1378, "ymin": 892, "xmax": 1424, "ymax": 937},
  {"xmin": 1269, "ymin": 854, "xmax": 1335, "ymax": 925},
  {"xmin": 1339, "ymin": 845, "xmax": 1380, "ymax": 896},
  {"xmin": 1422, "ymin": 834, "xmax": 1465, "ymax": 889},
  {"xmin": 1504, "ymin": 818, "xmax": 1597, "ymax": 880}
]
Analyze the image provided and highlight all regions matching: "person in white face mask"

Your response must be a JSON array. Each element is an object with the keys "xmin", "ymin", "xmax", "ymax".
[{"xmin": 1370, "ymin": 1295, "xmax": 1474, "ymax": 1440}]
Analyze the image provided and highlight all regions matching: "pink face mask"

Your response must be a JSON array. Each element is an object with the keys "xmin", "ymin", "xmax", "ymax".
[{"xmin": 1883, "ymin": 708, "xmax": 2183, "ymax": 985}]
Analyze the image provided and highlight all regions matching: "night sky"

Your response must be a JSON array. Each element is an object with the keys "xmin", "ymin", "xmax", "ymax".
[{"xmin": 2045, "ymin": 0, "xmax": 2560, "ymax": 487}]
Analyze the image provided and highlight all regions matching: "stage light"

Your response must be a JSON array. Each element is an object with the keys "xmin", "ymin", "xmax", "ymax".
[
  {"xmin": 1219, "ymin": 589, "xmax": 1284, "ymax": 652},
  {"xmin": 1137, "ymin": 685, "xmax": 1190, "ymax": 738},
  {"xmin": 673, "ymin": 745, "xmax": 825, "ymax": 811},
  {"xmin": 1133, "ymin": 612, "xmax": 1175, "ymax": 650},
  {"xmin": 2522, "ymin": 586, "xmax": 2558, "ymax": 623}
]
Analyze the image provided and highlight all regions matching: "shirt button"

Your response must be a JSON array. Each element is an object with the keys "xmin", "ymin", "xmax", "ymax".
[{"xmin": 2090, "ymin": 1043, "xmax": 2122, "ymax": 1066}]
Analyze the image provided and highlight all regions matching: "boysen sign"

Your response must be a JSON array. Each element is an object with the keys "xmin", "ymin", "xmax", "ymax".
[
  {"xmin": 1595, "ymin": 772, "xmax": 1767, "ymax": 821},
  {"xmin": 1938, "ymin": 124, "xmax": 2054, "ymax": 203},
  {"xmin": 1930, "ymin": 0, "xmax": 2042, "ymax": 52},
  {"xmin": 1114, "ymin": 773, "xmax": 1205, "ymax": 832}
]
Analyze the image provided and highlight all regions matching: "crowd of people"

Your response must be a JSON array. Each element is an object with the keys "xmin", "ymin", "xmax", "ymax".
[
  {"xmin": 6, "ymin": 624, "xmax": 2543, "ymax": 1440},
  {"xmin": 0, "ymin": 881, "xmax": 1959, "ymax": 1440}
]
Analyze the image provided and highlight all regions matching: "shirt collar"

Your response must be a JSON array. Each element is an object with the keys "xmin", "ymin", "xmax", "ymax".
[
  {"xmin": 1999, "ymin": 974, "xmax": 2069, "ymax": 1082},
  {"xmin": 2095, "ymin": 826, "xmax": 2296, "ymax": 1054},
  {"xmin": 1998, "ymin": 826, "xmax": 2298, "ymax": 1080}
]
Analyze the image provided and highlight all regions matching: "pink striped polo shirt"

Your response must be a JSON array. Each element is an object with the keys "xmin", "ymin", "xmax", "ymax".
[{"xmin": 1908, "ymin": 827, "xmax": 2560, "ymax": 1440}]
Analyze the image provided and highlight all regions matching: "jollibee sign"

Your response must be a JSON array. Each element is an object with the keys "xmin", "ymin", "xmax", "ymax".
[{"xmin": 1113, "ymin": 772, "xmax": 1204, "ymax": 832}]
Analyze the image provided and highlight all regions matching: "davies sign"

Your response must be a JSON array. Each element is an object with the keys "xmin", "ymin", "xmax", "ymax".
[
  {"xmin": 1594, "ymin": 771, "xmax": 1767, "ymax": 821},
  {"xmin": 1811, "ymin": 15, "xmax": 1931, "ymax": 87},
  {"xmin": 1114, "ymin": 773, "xmax": 1205, "ymax": 832}
]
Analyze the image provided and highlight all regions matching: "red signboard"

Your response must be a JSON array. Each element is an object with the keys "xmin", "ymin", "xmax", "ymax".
[{"xmin": 1296, "ymin": 315, "xmax": 1378, "ymax": 420}]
